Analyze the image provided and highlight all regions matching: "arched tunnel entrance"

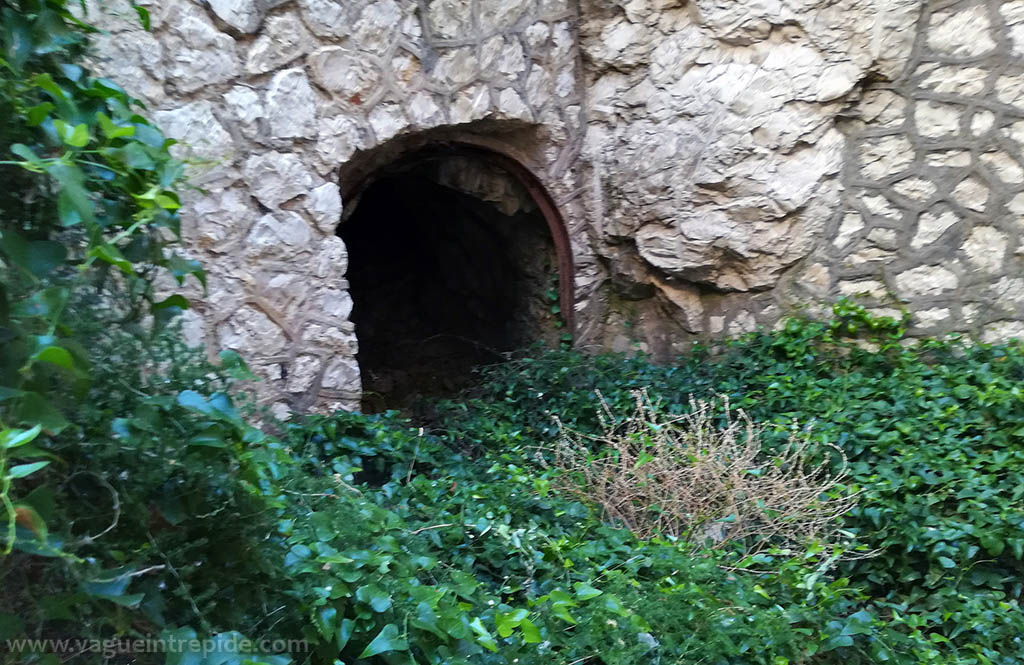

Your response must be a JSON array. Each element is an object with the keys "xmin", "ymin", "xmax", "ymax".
[{"xmin": 339, "ymin": 145, "xmax": 573, "ymax": 411}]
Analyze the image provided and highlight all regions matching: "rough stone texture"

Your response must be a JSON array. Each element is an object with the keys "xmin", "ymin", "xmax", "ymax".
[
  {"xmin": 82, "ymin": 0, "xmax": 584, "ymax": 413},
  {"xmin": 83, "ymin": 0, "xmax": 1024, "ymax": 412}
]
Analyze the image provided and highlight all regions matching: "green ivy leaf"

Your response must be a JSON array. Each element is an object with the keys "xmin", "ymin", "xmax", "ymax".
[
  {"xmin": 358, "ymin": 624, "xmax": 407, "ymax": 658},
  {"xmin": 1, "ymin": 425, "xmax": 42, "ymax": 449},
  {"xmin": 8, "ymin": 461, "xmax": 50, "ymax": 479},
  {"xmin": 355, "ymin": 584, "xmax": 392, "ymax": 613}
]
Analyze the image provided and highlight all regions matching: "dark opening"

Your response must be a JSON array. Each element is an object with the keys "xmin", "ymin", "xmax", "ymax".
[{"xmin": 339, "ymin": 153, "xmax": 560, "ymax": 411}]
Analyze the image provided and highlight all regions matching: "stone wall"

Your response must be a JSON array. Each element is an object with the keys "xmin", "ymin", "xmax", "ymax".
[
  {"xmin": 81, "ymin": 0, "xmax": 590, "ymax": 414},
  {"xmin": 577, "ymin": 0, "xmax": 1024, "ymax": 353},
  {"xmin": 81, "ymin": 0, "xmax": 1024, "ymax": 410}
]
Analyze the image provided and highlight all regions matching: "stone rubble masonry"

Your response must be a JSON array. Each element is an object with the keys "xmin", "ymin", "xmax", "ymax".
[{"xmin": 80, "ymin": 0, "xmax": 1024, "ymax": 412}]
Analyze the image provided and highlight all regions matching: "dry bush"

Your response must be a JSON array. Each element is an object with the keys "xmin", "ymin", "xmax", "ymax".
[{"xmin": 548, "ymin": 390, "xmax": 856, "ymax": 551}]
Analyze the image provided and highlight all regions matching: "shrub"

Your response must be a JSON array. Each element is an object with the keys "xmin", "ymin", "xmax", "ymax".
[{"xmin": 550, "ymin": 389, "xmax": 856, "ymax": 549}]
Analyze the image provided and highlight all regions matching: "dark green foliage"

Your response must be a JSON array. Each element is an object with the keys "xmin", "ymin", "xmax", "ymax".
[{"xmin": 456, "ymin": 301, "xmax": 1024, "ymax": 663}]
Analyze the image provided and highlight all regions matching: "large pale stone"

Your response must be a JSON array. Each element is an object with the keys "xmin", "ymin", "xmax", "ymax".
[
  {"xmin": 308, "ymin": 47, "xmax": 382, "ymax": 104},
  {"xmin": 297, "ymin": 0, "xmax": 347, "ymax": 38},
  {"xmin": 962, "ymin": 226, "xmax": 1007, "ymax": 273},
  {"xmin": 217, "ymin": 306, "xmax": 287, "ymax": 356},
  {"xmin": 305, "ymin": 183, "xmax": 343, "ymax": 234},
  {"xmin": 915, "ymin": 101, "xmax": 962, "ymax": 139},
  {"xmin": 321, "ymin": 357, "xmax": 360, "ymax": 391},
  {"xmin": 247, "ymin": 211, "xmax": 314, "ymax": 257},
  {"xmin": 980, "ymin": 151, "xmax": 1024, "ymax": 184},
  {"xmin": 244, "ymin": 152, "xmax": 315, "ymax": 208},
  {"xmin": 208, "ymin": 0, "xmax": 260, "ymax": 33},
  {"xmin": 245, "ymin": 14, "xmax": 314, "ymax": 74},
  {"xmin": 181, "ymin": 188, "xmax": 255, "ymax": 253},
  {"xmin": 982, "ymin": 321, "xmax": 1024, "ymax": 343},
  {"xmin": 316, "ymin": 115, "xmax": 363, "ymax": 166},
  {"xmin": 479, "ymin": 0, "xmax": 532, "ymax": 33},
  {"xmin": 408, "ymin": 92, "xmax": 445, "ymax": 126},
  {"xmin": 894, "ymin": 265, "xmax": 958, "ymax": 298},
  {"xmin": 451, "ymin": 84, "xmax": 491, "ymax": 123},
  {"xmin": 1002, "ymin": 1, "xmax": 1024, "ymax": 57},
  {"xmin": 368, "ymin": 103, "xmax": 410, "ymax": 142},
  {"xmin": 859, "ymin": 135, "xmax": 914, "ymax": 180},
  {"xmin": 266, "ymin": 69, "xmax": 318, "ymax": 139},
  {"xmin": 287, "ymin": 355, "xmax": 323, "ymax": 394},
  {"xmin": 154, "ymin": 102, "xmax": 235, "ymax": 186},
  {"xmin": 926, "ymin": 5, "xmax": 995, "ymax": 57},
  {"xmin": 164, "ymin": 4, "xmax": 239, "ymax": 92},
  {"xmin": 429, "ymin": 47, "xmax": 479, "ymax": 88},
  {"xmin": 912, "ymin": 207, "xmax": 960, "ymax": 249},
  {"xmin": 495, "ymin": 88, "xmax": 532, "ymax": 121},
  {"xmin": 223, "ymin": 86, "xmax": 264, "ymax": 141},
  {"xmin": 312, "ymin": 236, "xmax": 349, "ymax": 277},
  {"xmin": 427, "ymin": 0, "xmax": 472, "ymax": 39},
  {"xmin": 951, "ymin": 177, "xmax": 990, "ymax": 212},
  {"xmin": 352, "ymin": 0, "xmax": 402, "ymax": 53}
]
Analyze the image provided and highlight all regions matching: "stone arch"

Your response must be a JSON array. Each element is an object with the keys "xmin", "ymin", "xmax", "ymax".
[{"xmin": 336, "ymin": 130, "xmax": 575, "ymax": 409}]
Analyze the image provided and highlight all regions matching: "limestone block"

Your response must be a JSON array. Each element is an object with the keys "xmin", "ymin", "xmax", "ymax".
[
  {"xmin": 407, "ymin": 92, "xmax": 445, "ymax": 126},
  {"xmin": 153, "ymin": 102, "xmax": 235, "ymax": 186},
  {"xmin": 429, "ymin": 47, "xmax": 479, "ymax": 89},
  {"xmin": 181, "ymin": 187, "xmax": 255, "ymax": 253},
  {"xmin": 312, "ymin": 236, "xmax": 349, "ymax": 278},
  {"xmin": 302, "ymin": 323, "xmax": 358, "ymax": 351},
  {"xmin": 164, "ymin": 4, "xmax": 239, "ymax": 92},
  {"xmin": 246, "ymin": 212, "xmax": 314, "ymax": 257},
  {"xmin": 262, "ymin": 272, "xmax": 312, "ymax": 318},
  {"xmin": 979, "ymin": 151, "xmax": 1024, "ymax": 184},
  {"xmin": 859, "ymin": 135, "xmax": 914, "ymax": 180},
  {"xmin": 926, "ymin": 5, "xmax": 995, "ymax": 57},
  {"xmin": 246, "ymin": 14, "xmax": 315, "ymax": 74},
  {"xmin": 305, "ymin": 183, "xmax": 343, "ymax": 235},
  {"xmin": 833, "ymin": 212, "xmax": 864, "ymax": 249},
  {"xmin": 951, "ymin": 176, "xmax": 990, "ymax": 212},
  {"xmin": 352, "ymin": 0, "xmax": 402, "ymax": 54},
  {"xmin": 962, "ymin": 226, "xmax": 1007, "ymax": 273},
  {"xmin": 244, "ymin": 152, "xmax": 316, "ymax": 208},
  {"xmin": 916, "ymin": 308, "xmax": 950, "ymax": 327},
  {"xmin": 368, "ymin": 103, "xmax": 410, "ymax": 142},
  {"xmin": 266, "ymin": 69, "xmax": 318, "ymax": 139},
  {"xmin": 208, "ymin": 0, "xmax": 261, "ymax": 33},
  {"xmin": 914, "ymin": 101, "xmax": 962, "ymax": 139},
  {"xmin": 1002, "ymin": 1, "xmax": 1024, "ymax": 57},
  {"xmin": 287, "ymin": 355, "xmax": 323, "ymax": 393},
  {"xmin": 217, "ymin": 306, "xmax": 288, "ymax": 356},
  {"xmin": 912, "ymin": 207, "xmax": 960, "ymax": 249},
  {"xmin": 427, "ymin": 0, "xmax": 472, "ymax": 39},
  {"xmin": 525, "ymin": 22, "xmax": 551, "ymax": 50},
  {"xmin": 982, "ymin": 321, "xmax": 1024, "ymax": 343},
  {"xmin": 966, "ymin": 110, "xmax": 991, "ymax": 135},
  {"xmin": 495, "ymin": 88, "xmax": 533, "ymax": 121},
  {"xmin": 315, "ymin": 288, "xmax": 354, "ymax": 320},
  {"xmin": 321, "ymin": 357, "xmax": 361, "ymax": 391},
  {"xmin": 308, "ymin": 47, "xmax": 382, "ymax": 104},
  {"xmin": 892, "ymin": 177, "xmax": 937, "ymax": 202},
  {"xmin": 838, "ymin": 279, "xmax": 886, "ymax": 299},
  {"xmin": 857, "ymin": 90, "xmax": 907, "ymax": 129},
  {"xmin": 925, "ymin": 150, "xmax": 971, "ymax": 168},
  {"xmin": 894, "ymin": 265, "xmax": 958, "ymax": 298},
  {"xmin": 316, "ymin": 115, "xmax": 363, "ymax": 166},
  {"xmin": 479, "ymin": 0, "xmax": 533, "ymax": 34},
  {"xmin": 89, "ymin": 32, "xmax": 165, "ymax": 105},
  {"xmin": 223, "ymin": 86, "xmax": 265, "ymax": 141},
  {"xmin": 451, "ymin": 84, "xmax": 491, "ymax": 123},
  {"xmin": 297, "ymin": 0, "xmax": 348, "ymax": 38},
  {"xmin": 391, "ymin": 52, "xmax": 422, "ymax": 93}
]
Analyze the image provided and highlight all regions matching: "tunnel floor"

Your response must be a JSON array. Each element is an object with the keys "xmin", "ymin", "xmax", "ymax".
[{"xmin": 339, "ymin": 157, "xmax": 559, "ymax": 412}]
